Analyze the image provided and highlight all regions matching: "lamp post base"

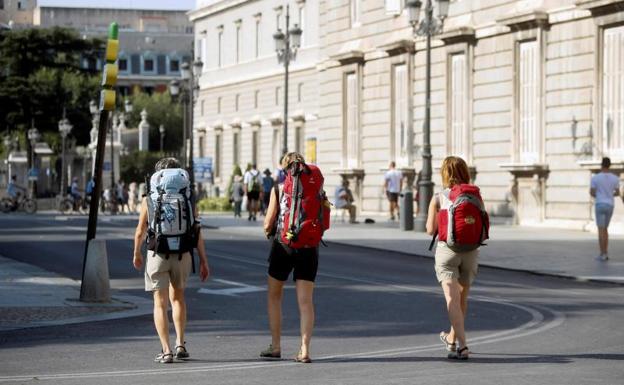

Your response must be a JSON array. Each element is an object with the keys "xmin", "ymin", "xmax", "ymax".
[{"xmin": 414, "ymin": 215, "xmax": 428, "ymax": 233}]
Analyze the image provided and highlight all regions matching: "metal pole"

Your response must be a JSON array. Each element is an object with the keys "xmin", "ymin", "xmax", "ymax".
[
  {"xmin": 415, "ymin": 0, "xmax": 435, "ymax": 232},
  {"xmin": 109, "ymin": 115, "xmax": 117, "ymax": 213},
  {"xmin": 61, "ymin": 135, "xmax": 66, "ymax": 194},
  {"xmin": 182, "ymin": 94, "xmax": 188, "ymax": 167},
  {"xmin": 80, "ymin": 110, "xmax": 110, "ymax": 298},
  {"xmin": 188, "ymin": 88, "xmax": 195, "ymax": 185},
  {"xmin": 160, "ymin": 132, "xmax": 164, "ymax": 152},
  {"xmin": 282, "ymin": 5, "xmax": 290, "ymax": 156}
]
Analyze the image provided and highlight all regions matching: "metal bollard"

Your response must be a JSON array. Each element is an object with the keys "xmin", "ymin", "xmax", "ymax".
[{"xmin": 400, "ymin": 188, "xmax": 414, "ymax": 231}]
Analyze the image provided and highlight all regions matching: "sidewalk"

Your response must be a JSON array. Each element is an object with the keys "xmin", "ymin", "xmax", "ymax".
[
  {"xmin": 201, "ymin": 213, "xmax": 624, "ymax": 285},
  {"xmin": 0, "ymin": 255, "xmax": 152, "ymax": 332}
]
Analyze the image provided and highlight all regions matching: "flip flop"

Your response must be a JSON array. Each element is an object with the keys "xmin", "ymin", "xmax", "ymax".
[
  {"xmin": 439, "ymin": 332, "xmax": 457, "ymax": 352},
  {"xmin": 294, "ymin": 350, "xmax": 312, "ymax": 364},
  {"xmin": 260, "ymin": 344, "xmax": 281, "ymax": 359}
]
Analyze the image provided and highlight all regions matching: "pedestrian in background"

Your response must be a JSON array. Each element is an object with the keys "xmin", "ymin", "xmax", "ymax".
[
  {"xmin": 128, "ymin": 182, "xmax": 138, "ymax": 214},
  {"xmin": 590, "ymin": 157, "xmax": 621, "ymax": 261},
  {"xmin": 261, "ymin": 168, "xmax": 274, "ymax": 216},
  {"xmin": 231, "ymin": 175, "xmax": 244, "ymax": 218},
  {"xmin": 335, "ymin": 179, "xmax": 357, "ymax": 223},
  {"xmin": 244, "ymin": 163, "xmax": 261, "ymax": 221},
  {"xmin": 427, "ymin": 156, "xmax": 486, "ymax": 360},
  {"xmin": 384, "ymin": 161, "xmax": 402, "ymax": 221}
]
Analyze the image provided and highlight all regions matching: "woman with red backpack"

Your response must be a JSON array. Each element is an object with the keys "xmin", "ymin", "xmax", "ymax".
[
  {"xmin": 261, "ymin": 152, "xmax": 330, "ymax": 364},
  {"xmin": 426, "ymin": 156, "xmax": 489, "ymax": 360}
]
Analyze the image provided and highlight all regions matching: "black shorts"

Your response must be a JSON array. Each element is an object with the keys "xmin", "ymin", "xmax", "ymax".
[
  {"xmin": 268, "ymin": 240, "xmax": 319, "ymax": 282},
  {"xmin": 387, "ymin": 192, "xmax": 399, "ymax": 203},
  {"xmin": 247, "ymin": 191, "xmax": 260, "ymax": 201}
]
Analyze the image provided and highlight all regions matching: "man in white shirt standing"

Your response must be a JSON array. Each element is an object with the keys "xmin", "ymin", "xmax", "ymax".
[
  {"xmin": 244, "ymin": 163, "xmax": 262, "ymax": 221},
  {"xmin": 384, "ymin": 161, "xmax": 403, "ymax": 221},
  {"xmin": 590, "ymin": 157, "xmax": 621, "ymax": 261}
]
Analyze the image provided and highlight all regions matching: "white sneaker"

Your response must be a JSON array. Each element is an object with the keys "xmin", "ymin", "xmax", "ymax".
[{"xmin": 595, "ymin": 254, "xmax": 608, "ymax": 261}]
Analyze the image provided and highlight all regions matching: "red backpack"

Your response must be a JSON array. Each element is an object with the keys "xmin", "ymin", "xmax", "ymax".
[
  {"xmin": 279, "ymin": 162, "xmax": 331, "ymax": 248},
  {"xmin": 429, "ymin": 184, "xmax": 489, "ymax": 252}
]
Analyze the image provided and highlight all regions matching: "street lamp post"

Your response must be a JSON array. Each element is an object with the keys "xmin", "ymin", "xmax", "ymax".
[
  {"xmin": 58, "ymin": 109, "xmax": 73, "ymax": 195},
  {"xmin": 170, "ymin": 57, "xmax": 202, "ymax": 185},
  {"xmin": 406, "ymin": 0, "xmax": 449, "ymax": 232},
  {"xmin": 3, "ymin": 135, "xmax": 16, "ymax": 185},
  {"xmin": 27, "ymin": 122, "xmax": 41, "ymax": 197},
  {"xmin": 273, "ymin": 4, "xmax": 302, "ymax": 157}
]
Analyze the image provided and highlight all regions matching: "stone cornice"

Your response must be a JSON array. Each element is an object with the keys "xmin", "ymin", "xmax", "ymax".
[
  {"xmin": 576, "ymin": 0, "xmax": 624, "ymax": 15},
  {"xmin": 329, "ymin": 50, "xmax": 365, "ymax": 65},
  {"xmin": 189, "ymin": 0, "xmax": 253, "ymax": 22},
  {"xmin": 379, "ymin": 39, "xmax": 415, "ymax": 56},
  {"xmin": 439, "ymin": 26, "xmax": 476, "ymax": 45},
  {"xmin": 497, "ymin": 10, "xmax": 549, "ymax": 30}
]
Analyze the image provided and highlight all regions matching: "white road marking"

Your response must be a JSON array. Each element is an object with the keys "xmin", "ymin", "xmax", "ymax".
[
  {"xmin": 197, "ymin": 278, "xmax": 265, "ymax": 296},
  {"xmin": 0, "ymin": 251, "xmax": 567, "ymax": 382}
]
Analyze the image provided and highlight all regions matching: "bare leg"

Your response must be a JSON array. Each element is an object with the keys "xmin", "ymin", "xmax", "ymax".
[
  {"xmin": 441, "ymin": 280, "xmax": 467, "ymax": 348},
  {"xmin": 296, "ymin": 280, "xmax": 315, "ymax": 358},
  {"xmin": 447, "ymin": 283, "xmax": 470, "ymax": 343},
  {"xmin": 598, "ymin": 227, "xmax": 608, "ymax": 255},
  {"xmin": 153, "ymin": 288, "xmax": 171, "ymax": 353},
  {"xmin": 267, "ymin": 276, "xmax": 285, "ymax": 352},
  {"xmin": 169, "ymin": 285, "xmax": 187, "ymax": 347}
]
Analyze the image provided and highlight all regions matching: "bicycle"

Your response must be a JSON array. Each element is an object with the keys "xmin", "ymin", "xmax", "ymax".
[
  {"xmin": 0, "ymin": 194, "xmax": 37, "ymax": 214},
  {"xmin": 58, "ymin": 194, "xmax": 88, "ymax": 215}
]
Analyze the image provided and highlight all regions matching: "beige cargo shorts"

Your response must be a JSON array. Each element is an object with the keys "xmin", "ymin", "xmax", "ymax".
[
  {"xmin": 144, "ymin": 250, "xmax": 192, "ymax": 291},
  {"xmin": 434, "ymin": 242, "xmax": 479, "ymax": 285}
]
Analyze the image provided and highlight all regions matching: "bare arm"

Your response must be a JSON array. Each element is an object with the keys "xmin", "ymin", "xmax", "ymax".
[
  {"xmin": 195, "ymin": 228, "xmax": 210, "ymax": 281},
  {"xmin": 132, "ymin": 198, "xmax": 149, "ymax": 270},
  {"xmin": 425, "ymin": 195, "xmax": 439, "ymax": 236},
  {"xmin": 263, "ymin": 187, "xmax": 279, "ymax": 236}
]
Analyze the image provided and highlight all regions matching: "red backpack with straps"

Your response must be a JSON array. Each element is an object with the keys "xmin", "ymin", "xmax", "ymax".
[
  {"xmin": 279, "ymin": 162, "xmax": 331, "ymax": 248},
  {"xmin": 429, "ymin": 184, "xmax": 489, "ymax": 252}
]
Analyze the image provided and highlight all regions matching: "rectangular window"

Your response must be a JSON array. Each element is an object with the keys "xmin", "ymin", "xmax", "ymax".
[
  {"xmin": 345, "ymin": 72, "xmax": 359, "ymax": 168},
  {"xmin": 199, "ymin": 136, "xmax": 205, "ymax": 158},
  {"xmin": 144, "ymin": 58, "xmax": 154, "ymax": 72},
  {"xmin": 602, "ymin": 26, "xmax": 624, "ymax": 158},
  {"xmin": 518, "ymin": 40, "xmax": 539, "ymax": 163},
  {"xmin": 254, "ymin": 90, "xmax": 260, "ymax": 109},
  {"xmin": 235, "ymin": 94, "xmax": 240, "ymax": 112},
  {"xmin": 351, "ymin": 0, "xmax": 361, "ymax": 27},
  {"xmin": 235, "ymin": 21, "xmax": 242, "ymax": 64},
  {"xmin": 215, "ymin": 132, "xmax": 222, "ymax": 178},
  {"xmin": 298, "ymin": 5, "xmax": 305, "ymax": 46},
  {"xmin": 255, "ymin": 18, "xmax": 261, "ymax": 58},
  {"xmin": 272, "ymin": 127, "xmax": 282, "ymax": 168},
  {"xmin": 233, "ymin": 131, "xmax": 240, "ymax": 166},
  {"xmin": 217, "ymin": 27, "xmax": 223, "ymax": 67},
  {"xmin": 295, "ymin": 125, "xmax": 304, "ymax": 154},
  {"xmin": 118, "ymin": 58, "xmax": 128, "ymax": 71},
  {"xmin": 0, "ymin": 1, "xmax": 4, "ymax": 10},
  {"xmin": 170, "ymin": 59, "xmax": 179, "ymax": 72},
  {"xmin": 252, "ymin": 130, "xmax": 259, "ymax": 165},
  {"xmin": 393, "ymin": 64, "xmax": 409, "ymax": 167},
  {"xmin": 297, "ymin": 83, "xmax": 303, "ymax": 103},
  {"xmin": 275, "ymin": 87, "xmax": 281, "ymax": 106},
  {"xmin": 201, "ymin": 100, "xmax": 205, "ymax": 116},
  {"xmin": 385, "ymin": 0, "xmax": 402, "ymax": 15},
  {"xmin": 450, "ymin": 53, "xmax": 468, "ymax": 160},
  {"xmin": 17, "ymin": 1, "xmax": 22, "ymax": 10},
  {"xmin": 217, "ymin": 97, "xmax": 222, "ymax": 114}
]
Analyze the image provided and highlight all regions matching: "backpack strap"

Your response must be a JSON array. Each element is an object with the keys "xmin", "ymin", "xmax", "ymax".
[{"xmin": 428, "ymin": 230, "xmax": 438, "ymax": 251}]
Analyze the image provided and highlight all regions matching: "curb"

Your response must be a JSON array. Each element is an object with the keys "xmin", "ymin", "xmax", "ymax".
[{"xmin": 203, "ymin": 224, "xmax": 624, "ymax": 287}]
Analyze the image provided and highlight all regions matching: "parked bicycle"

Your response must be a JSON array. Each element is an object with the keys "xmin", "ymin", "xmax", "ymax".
[{"xmin": 0, "ymin": 194, "xmax": 37, "ymax": 214}]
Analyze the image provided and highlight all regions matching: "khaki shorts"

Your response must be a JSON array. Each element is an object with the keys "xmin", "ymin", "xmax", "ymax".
[
  {"xmin": 144, "ymin": 250, "xmax": 192, "ymax": 291},
  {"xmin": 434, "ymin": 242, "xmax": 479, "ymax": 285}
]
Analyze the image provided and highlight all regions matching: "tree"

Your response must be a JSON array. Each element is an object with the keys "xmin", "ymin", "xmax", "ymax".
[
  {"xmin": 0, "ymin": 27, "xmax": 102, "ymax": 168},
  {"xmin": 119, "ymin": 150, "xmax": 165, "ymax": 184},
  {"xmin": 125, "ymin": 92, "xmax": 183, "ymax": 153}
]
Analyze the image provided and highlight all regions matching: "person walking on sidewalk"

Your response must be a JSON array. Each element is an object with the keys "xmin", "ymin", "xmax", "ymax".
[
  {"xmin": 590, "ymin": 157, "xmax": 621, "ymax": 261},
  {"xmin": 426, "ymin": 156, "xmax": 488, "ymax": 360},
  {"xmin": 231, "ymin": 175, "xmax": 244, "ymax": 218},
  {"xmin": 384, "ymin": 161, "xmax": 402, "ymax": 221},
  {"xmin": 132, "ymin": 157, "xmax": 210, "ymax": 364},
  {"xmin": 244, "ymin": 163, "xmax": 262, "ymax": 221},
  {"xmin": 261, "ymin": 152, "xmax": 330, "ymax": 364}
]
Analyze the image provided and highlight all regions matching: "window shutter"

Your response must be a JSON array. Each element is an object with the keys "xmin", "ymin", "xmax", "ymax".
[{"xmin": 386, "ymin": 0, "xmax": 402, "ymax": 15}]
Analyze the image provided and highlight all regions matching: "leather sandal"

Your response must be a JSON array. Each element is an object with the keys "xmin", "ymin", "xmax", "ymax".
[
  {"xmin": 439, "ymin": 332, "xmax": 456, "ymax": 352},
  {"xmin": 294, "ymin": 350, "xmax": 312, "ymax": 363}
]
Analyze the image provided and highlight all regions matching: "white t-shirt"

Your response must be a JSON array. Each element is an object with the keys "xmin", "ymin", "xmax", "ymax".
[
  {"xmin": 384, "ymin": 169, "xmax": 403, "ymax": 193},
  {"xmin": 244, "ymin": 169, "xmax": 260, "ymax": 185},
  {"xmin": 591, "ymin": 172, "xmax": 620, "ymax": 206}
]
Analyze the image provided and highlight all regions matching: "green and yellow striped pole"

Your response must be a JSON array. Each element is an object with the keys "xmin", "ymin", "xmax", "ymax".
[{"xmin": 81, "ymin": 22, "xmax": 119, "ymax": 300}]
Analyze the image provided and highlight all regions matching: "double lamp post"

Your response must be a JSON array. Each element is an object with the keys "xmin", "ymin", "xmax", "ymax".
[
  {"xmin": 406, "ymin": 0, "xmax": 449, "ymax": 232},
  {"xmin": 170, "ymin": 59, "xmax": 203, "ymax": 185}
]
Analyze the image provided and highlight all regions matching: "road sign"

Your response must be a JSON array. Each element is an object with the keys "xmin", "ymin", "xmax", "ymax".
[
  {"xmin": 27, "ymin": 168, "xmax": 39, "ymax": 181},
  {"xmin": 194, "ymin": 157, "xmax": 213, "ymax": 183}
]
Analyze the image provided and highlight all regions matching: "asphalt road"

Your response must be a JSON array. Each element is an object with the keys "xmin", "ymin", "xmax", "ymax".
[{"xmin": 0, "ymin": 213, "xmax": 623, "ymax": 385}]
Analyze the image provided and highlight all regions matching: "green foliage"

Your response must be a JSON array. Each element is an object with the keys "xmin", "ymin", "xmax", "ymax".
[
  {"xmin": 119, "ymin": 150, "xmax": 166, "ymax": 184},
  {"xmin": 0, "ymin": 27, "xmax": 102, "ymax": 147},
  {"xmin": 197, "ymin": 197, "xmax": 232, "ymax": 212},
  {"xmin": 126, "ymin": 92, "xmax": 183, "ymax": 153}
]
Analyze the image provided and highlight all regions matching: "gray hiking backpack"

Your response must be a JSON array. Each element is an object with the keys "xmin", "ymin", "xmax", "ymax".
[{"xmin": 146, "ymin": 168, "xmax": 196, "ymax": 258}]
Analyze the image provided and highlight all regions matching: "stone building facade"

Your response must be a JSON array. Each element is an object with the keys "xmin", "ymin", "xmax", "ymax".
[
  {"xmin": 192, "ymin": 0, "xmax": 624, "ymax": 232},
  {"xmin": 2, "ymin": 0, "xmax": 195, "ymax": 94}
]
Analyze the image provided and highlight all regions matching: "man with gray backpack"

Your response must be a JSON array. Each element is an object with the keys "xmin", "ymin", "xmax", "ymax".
[{"xmin": 133, "ymin": 157, "xmax": 210, "ymax": 364}]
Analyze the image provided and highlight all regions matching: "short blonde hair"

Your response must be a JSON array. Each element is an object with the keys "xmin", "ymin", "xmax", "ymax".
[
  {"xmin": 441, "ymin": 156, "xmax": 470, "ymax": 188},
  {"xmin": 281, "ymin": 152, "xmax": 305, "ymax": 169}
]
